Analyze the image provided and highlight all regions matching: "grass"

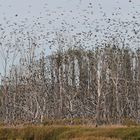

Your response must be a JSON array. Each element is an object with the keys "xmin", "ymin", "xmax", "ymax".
[{"xmin": 0, "ymin": 125, "xmax": 139, "ymax": 140}]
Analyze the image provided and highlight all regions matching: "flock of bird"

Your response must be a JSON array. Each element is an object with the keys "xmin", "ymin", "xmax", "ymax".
[{"xmin": 0, "ymin": 0, "xmax": 140, "ymax": 75}]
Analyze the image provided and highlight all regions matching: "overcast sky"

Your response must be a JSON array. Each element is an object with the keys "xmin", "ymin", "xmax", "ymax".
[
  {"xmin": 0, "ymin": 0, "xmax": 139, "ymax": 42},
  {"xmin": 0, "ymin": 0, "xmax": 140, "ymax": 24},
  {"xmin": 0, "ymin": 0, "xmax": 140, "ymax": 75}
]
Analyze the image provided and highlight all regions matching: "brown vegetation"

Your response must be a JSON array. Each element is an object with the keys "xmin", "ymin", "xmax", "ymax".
[{"xmin": 0, "ymin": 125, "xmax": 139, "ymax": 140}]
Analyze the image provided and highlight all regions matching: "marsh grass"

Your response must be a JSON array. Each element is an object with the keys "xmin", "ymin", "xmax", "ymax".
[{"xmin": 0, "ymin": 125, "xmax": 140, "ymax": 140}]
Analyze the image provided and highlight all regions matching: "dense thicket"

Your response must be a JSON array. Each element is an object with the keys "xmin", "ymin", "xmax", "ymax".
[{"xmin": 0, "ymin": 43, "xmax": 140, "ymax": 125}]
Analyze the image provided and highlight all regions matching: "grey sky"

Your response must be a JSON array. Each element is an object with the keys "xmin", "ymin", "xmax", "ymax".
[
  {"xmin": 0, "ymin": 0, "xmax": 139, "ymax": 40},
  {"xmin": 0, "ymin": 0, "xmax": 139, "ymax": 23},
  {"xmin": 0, "ymin": 0, "xmax": 140, "ymax": 75}
]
